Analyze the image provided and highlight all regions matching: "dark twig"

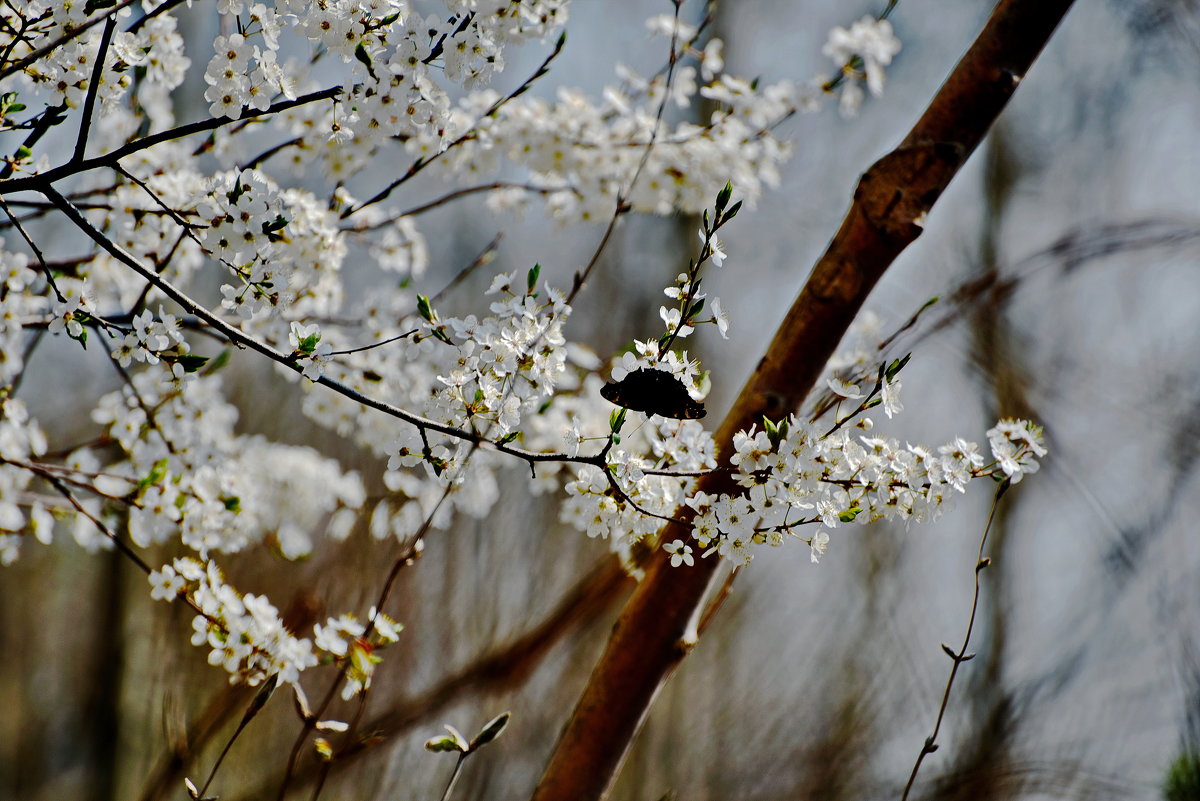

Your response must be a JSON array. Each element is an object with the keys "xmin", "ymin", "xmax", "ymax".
[
  {"xmin": 0, "ymin": 87, "xmax": 342, "ymax": 196},
  {"xmin": 900, "ymin": 480, "xmax": 1011, "ymax": 800},
  {"xmin": 430, "ymin": 233, "xmax": 503, "ymax": 305},
  {"xmin": 566, "ymin": 0, "xmax": 685, "ymax": 305},
  {"xmin": 0, "ymin": 194, "xmax": 63, "ymax": 301},
  {"xmin": 342, "ymin": 33, "xmax": 567, "ymax": 219},
  {"xmin": 126, "ymin": 0, "xmax": 191, "ymax": 35},
  {"xmin": 72, "ymin": 15, "xmax": 117, "ymax": 163}
]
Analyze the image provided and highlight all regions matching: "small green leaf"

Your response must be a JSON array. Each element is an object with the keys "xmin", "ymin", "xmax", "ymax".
[
  {"xmin": 226, "ymin": 176, "xmax": 246, "ymax": 204},
  {"xmin": 885, "ymin": 353, "xmax": 911, "ymax": 382},
  {"xmin": 222, "ymin": 496, "xmax": 241, "ymax": 512},
  {"xmin": 138, "ymin": 457, "xmax": 170, "ymax": 490},
  {"xmin": 762, "ymin": 415, "xmax": 789, "ymax": 448},
  {"xmin": 354, "ymin": 42, "xmax": 376, "ymax": 79},
  {"xmin": 497, "ymin": 431, "xmax": 520, "ymax": 445},
  {"xmin": 416, "ymin": 294, "xmax": 434, "ymax": 322},
  {"xmin": 526, "ymin": 263, "xmax": 541, "ymax": 293},
  {"xmin": 838, "ymin": 507, "xmax": 861, "ymax": 523},
  {"xmin": 261, "ymin": 214, "xmax": 289, "ymax": 234},
  {"xmin": 723, "ymin": 199, "xmax": 742, "ymax": 222},
  {"xmin": 470, "ymin": 711, "xmax": 510, "ymax": 749},
  {"xmin": 295, "ymin": 333, "xmax": 320, "ymax": 355},
  {"xmin": 609, "ymin": 408, "xmax": 626, "ymax": 433},
  {"xmin": 202, "ymin": 349, "xmax": 231, "ymax": 375},
  {"xmin": 175, "ymin": 354, "xmax": 210, "ymax": 373}
]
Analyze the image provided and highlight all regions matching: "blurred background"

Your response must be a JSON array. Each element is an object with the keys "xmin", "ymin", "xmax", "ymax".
[{"xmin": 3, "ymin": 0, "xmax": 1200, "ymax": 799}]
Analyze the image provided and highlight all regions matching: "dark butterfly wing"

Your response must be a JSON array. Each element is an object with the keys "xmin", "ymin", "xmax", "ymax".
[{"xmin": 601, "ymin": 368, "xmax": 706, "ymax": 420}]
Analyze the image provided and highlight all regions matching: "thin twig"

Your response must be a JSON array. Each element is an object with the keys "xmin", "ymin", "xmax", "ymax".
[
  {"xmin": 341, "ymin": 183, "xmax": 576, "ymax": 232},
  {"xmin": 343, "ymin": 33, "xmax": 567, "ymax": 219},
  {"xmin": 429, "ymin": 234, "xmax": 503, "ymax": 305},
  {"xmin": 0, "ymin": 194, "xmax": 64, "ymax": 301},
  {"xmin": 567, "ymin": 0, "xmax": 685, "ymax": 305},
  {"xmin": 900, "ymin": 479, "xmax": 1010, "ymax": 800}
]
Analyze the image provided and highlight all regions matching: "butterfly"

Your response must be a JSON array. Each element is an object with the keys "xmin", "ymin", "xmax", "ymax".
[{"xmin": 600, "ymin": 367, "xmax": 706, "ymax": 419}]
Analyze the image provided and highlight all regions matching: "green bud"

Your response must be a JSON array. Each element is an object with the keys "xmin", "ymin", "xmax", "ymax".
[
  {"xmin": 425, "ymin": 725, "xmax": 469, "ymax": 753},
  {"xmin": 470, "ymin": 711, "xmax": 510, "ymax": 749}
]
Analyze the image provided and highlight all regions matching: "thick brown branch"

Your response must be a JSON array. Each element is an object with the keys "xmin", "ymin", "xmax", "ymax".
[{"xmin": 531, "ymin": 2, "xmax": 1077, "ymax": 799}]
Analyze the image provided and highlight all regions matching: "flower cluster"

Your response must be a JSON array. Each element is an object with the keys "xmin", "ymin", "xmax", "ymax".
[
  {"xmin": 0, "ymin": 398, "xmax": 51, "ymax": 566},
  {"xmin": 1, "ymin": 250, "xmax": 43, "ymax": 386},
  {"xmin": 110, "ymin": 307, "xmax": 192, "ymax": 377},
  {"xmin": 314, "ymin": 609, "xmax": 404, "ymax": 699},
  {"xmin": 151, "ymin": 558, "xmax": 318, "ymax": 685},
  {"xmin": 822, "ymin": 15, "xmax": 903, "ymax": 116},
  {"xmin": 447, "ymin": 56, "xmax": 800, "ymax": 224},
  {"xmin": 90, "ymin": 371, "xmax": 364, "ymax": 558},
  {"xmin": 559, "ymin": 412, "xmax": 714, "ymax": 562},
  {"xmin": 687, "ymin": 413, "xmax": 1045, "ymax": 567},
  {"xmin": 428, "ymin": 269, "xmax": 571, "ymax": 437},
  {"xmin": 199, "ymin": 169, "xmax": 348, "ymax": 320}
]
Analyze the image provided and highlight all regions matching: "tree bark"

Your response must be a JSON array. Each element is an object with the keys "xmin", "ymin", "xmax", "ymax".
[{"xmin": 531, "ymin": 1, "xmax": 1077, "ymax": 799}]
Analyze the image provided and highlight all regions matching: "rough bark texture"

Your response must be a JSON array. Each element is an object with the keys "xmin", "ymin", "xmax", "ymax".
[{"xmin": 531, "ymin": 1, "xmax": 1077, "ymax": 799}]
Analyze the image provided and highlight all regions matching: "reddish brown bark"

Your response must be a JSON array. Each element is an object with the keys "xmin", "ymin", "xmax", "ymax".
[{"xmin": 531, "ymin": 1, "xmax": 1077, "ymax": 799}]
